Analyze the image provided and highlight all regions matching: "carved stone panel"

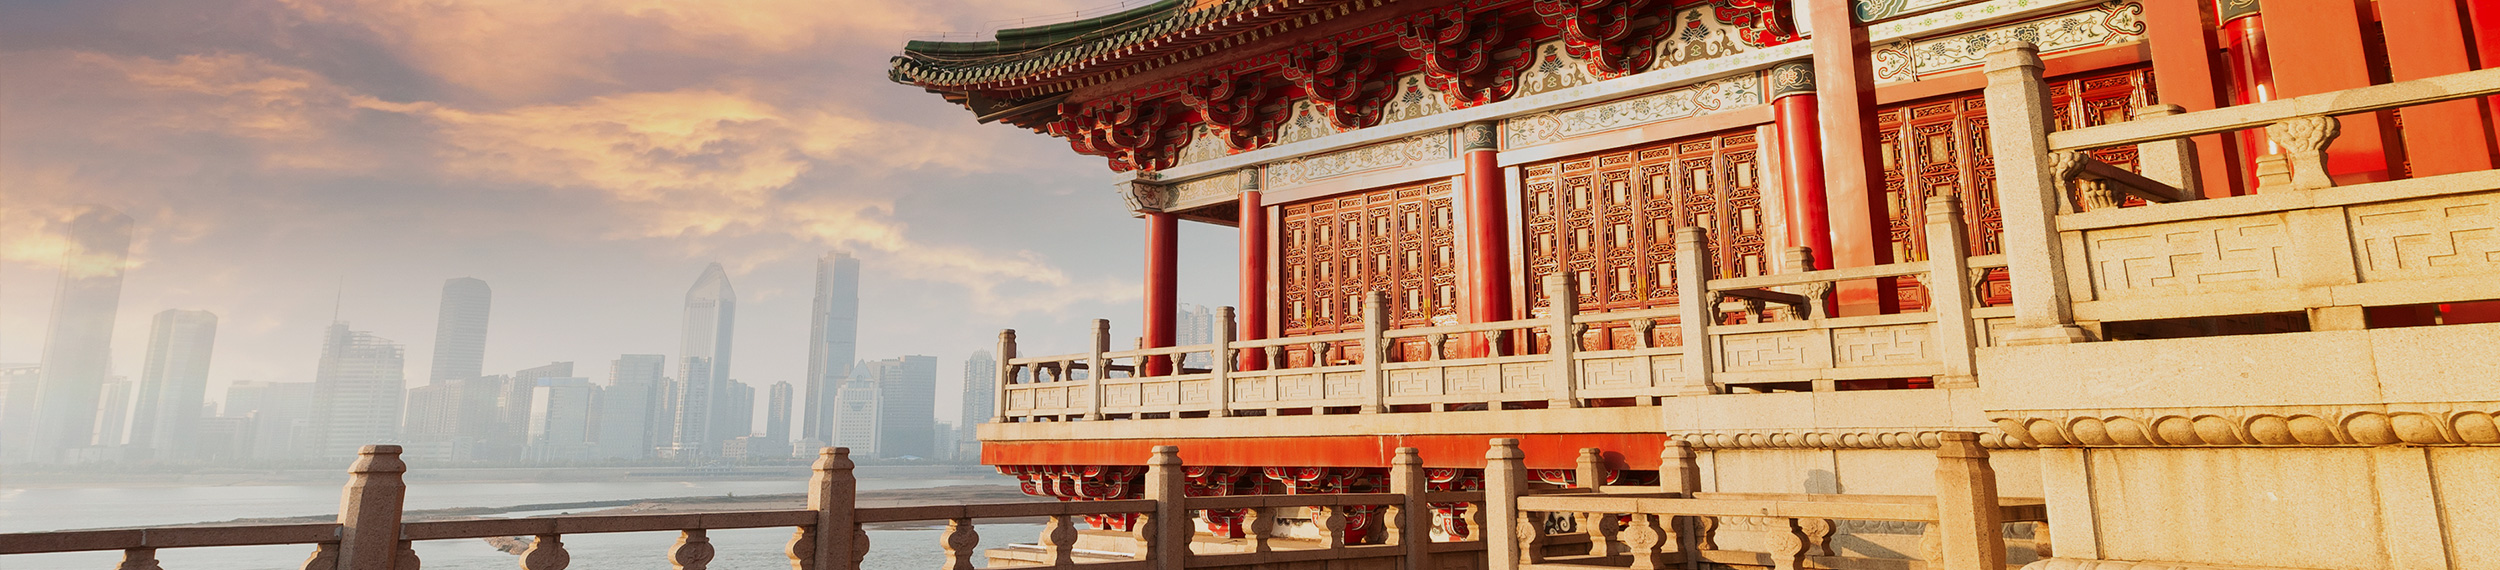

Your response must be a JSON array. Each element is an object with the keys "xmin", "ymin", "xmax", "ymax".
[
  {"xmin": 1276, "ymin": 374, "xmax": 1322, "ymax": 401},
  {"xmin": 2349, "ymin": 192, "xmax": 2500, "ymax": 282},
  {"xmin": 1650, "ymin": 355, "xmax": 1685, "ymax": 386},
  {"xmin": 1831, "ymin": 324, "xmax": 1935, "ymax": 367},
  {"xmin": 1143, "ymin": 382, "xmax": 1179, "ymax": 407},
  {"xmin": 1009, "ymin": 389, "xmax": 1035, "ymax": 411},
  {"xmin": 1234, "ymin": 377, "xmax": 1274, "ymax": 403},
  {"xmin": 2088, "ymin": 215, "xmax": 2292, "ymax": 297},
  {"xmin": 1388, "ymin": 369, "xmax": 1441, "ymax": 397},
  {"xmin": 1448, "ymin": 365, "xmax": 1496, "ymax": 396},
  {"xmin": 1036, "ymin": 387, "xmax": 1067, "ymax": 410},
  {"xmin": 1580, "ymin": 358, "xmax": 1640, "ymax": 389},
  {"xmin": 1103, "ymin": 384, "xmax": 1140, "ymax": 408},
  {"xmin": 1323, "ymin": 372, "xmax": 1364, "ymax": 400},
  {"xmin": 1502, "ymin": 362, "xmax": 1551, "ymax": 393},
  {"xmin": 1719, "ymin": 331, "xmax": 1824, "ymax": 372},
  {"xmin": 1179, "ymin": 380, "xmax": 1213, "ymax": 405}
]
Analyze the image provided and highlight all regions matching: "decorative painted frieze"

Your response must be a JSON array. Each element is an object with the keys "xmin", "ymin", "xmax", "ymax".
[
  {"xmin": 1517, "ymin": 41, "xmax": 1603, "ymax": 97},
  {"xmin": 1853, "ymin": 0, "xmax": 1985, "ymax": 22},
  {"xmin": 1282, "ymin": 40, "xmax": 1391, "ymax": 130},
  {"xmin": 1669, "ymin": 429, "xmax": 2035, "ymax": 450},
  {"xmin": 1171, "ymin": 168, "xmax": 1256, "ymax": 207},
  {"xmin": 1265, "ymin": 130, "xmax": 1456, "ymax": 189},
  {"xmin": 1992, "ymin": 403, "xmax": 2500, "ymax": 447},
  {"xmin": 1503, "ymin": 72, "xmax": 1764, "ymax": 149},
  {"xmin": 1767, "ymin": 59, "xmax": 1816, "ymax": 99},
  {"xmin": 1172, "ymin": 125, "xmax": 1232, "ymax": 167},
  {"xmin": 1382, "ymin": 74, "xmax": 1456, "ymax": 124},
  {"xmin": 1872, "ymin": 1, "xmax": 2143, "ymax": 83},
  {"xmin": 1276, "ymin": 100, "xmax": 1352, "ymax": 146},
  {"xmin": 1395, "ymin": 5, "xmax": 1537, "ymax": 108}
]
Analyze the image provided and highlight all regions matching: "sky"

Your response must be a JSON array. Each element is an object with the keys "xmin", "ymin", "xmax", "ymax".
[{"xmin": 0, "ymin": 0, "xmax": 1244, "ymax": 428}]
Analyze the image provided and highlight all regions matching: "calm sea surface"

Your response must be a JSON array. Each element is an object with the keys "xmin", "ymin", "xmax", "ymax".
[{"xmin": 0, "ymin": 476, "xmax": 1042, "ymax": 569}]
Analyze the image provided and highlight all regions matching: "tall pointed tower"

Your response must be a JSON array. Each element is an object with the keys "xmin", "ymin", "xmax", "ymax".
[{"xmin": 671, "ymin": 263, "xmax": 736, "ymax": 456}]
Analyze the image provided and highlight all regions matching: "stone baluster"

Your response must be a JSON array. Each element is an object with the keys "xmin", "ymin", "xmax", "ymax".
[
  {"xmin": 1314, "ymin": 505, "xmax": 1348, "ymax": 549},
  {"xmin": 335, "ymin": 445, "xmax": 407, "ymax": 570},
  {"xmin": 1362, "ymin": 292, "xmax": 1388, "ymax": 413},
  {"xmin": 1245, "ymin": 506, "xmax": 1277, "ymax": 554},
  {"xmin": 1086, "ymin": 319, "xmax": 1111, "ymax": 420},
  {"xmin": 1783, "ymin": 247, "xmax": 1828, "ymax": 320},
  {"xmin": 1980, "ymin": 41, "xmax": 2091, "ymax": 346},
  {"xmin": 1215, "ymin": 306, "xmax": 1238, "ymax": 415},
  {"xmin": 940, "ymin": 519, "xmax": 978, "ymax": 570},
  {"xmin": 670, "ymin": 530, "xmax": 714, "ymax": 570},
  {"xmin": 118, "ymin": 548, "xmax": 161, "ymax": 570},
  {"xmin": 1693, "ymin": 516, "xmax": 1719, "ymax": 551},
  {"xmin": 1484, "ymin": 438, "xmax": 1529, "ymax": 569},
  {"xmin": 521, "ymin": 535, "xmax": 569, "ymax": 570},
  {"xmin": 1770, "ymin": 518, "xmax": 1809, "ymax": 570},
  {"xmin": 1661, "ymin": 439, "xmax": 1703, "ymax": 570},
  {"xmin": 1673, "ymin": 227, "xmax": 1716, "ymax": 395},
  {"xmin": 1575, "ymin": 447, "xmax": 1615, "ymax": 556},
  {"xmin": 1923, "ymin": 194, "xmax": 1982, "ymax": 388},
  {"xmin": 1799, "ymin": 518, "xmax": 1835, "ymax": 557},
  {"xmin": 1041, "ymin": 514, "xmax": 1079, "ymax": 566},
  {"xmin": 993, "ymin": 330, "xmax": 1016, "ymax": 423},
  {"xmin": 1621, "ymin": 514, "xmax": 1669, "ymax": 570},
  {"xmin": 2130, "ymin": 104, "xmax": 2203, "ymax": 198},
  {"xmin": 1143, "ymin": 446, "xmax": 1190, "ymax": 570},
  {"xmin": 1389, "ymin": 447, "xmax": 1430, "ymax": 570},
  {"xmin": 791, "ymin": 447, "xmax": 859, "ymax": 570},
  {"xmin": 1933, "ymin": 432, "xmax": 2007, "ymax": 570},
  {"xmin": 300, "ymin": 543, "xmax": 340, "ymax": 570},
  {"xmin": 1518, "ymin": 511, "xmax": 1552, "ymax": 564},
  {"xmin": 2268, "ymin": 115, "xmax": 2342, "ymax": 192},
  {"xmin": 1544, "ymin": 274, "xmax": 1581, "ymax": 408}
]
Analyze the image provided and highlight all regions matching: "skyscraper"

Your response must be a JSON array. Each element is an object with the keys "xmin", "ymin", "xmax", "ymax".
[
  {"xmin": 93, "ymin": 377, "xmax": 131, "ymax": 450},
  {"xmin": 831, "ymin": 367, "xmax": 880, "ymax": 456},
  {"xmin": 525, "ymin": 377, "xmax": 595, "ymax": 461},
  {"xmin": 428, "ymin": 278, "xmax": 492, "ymax": 383},
  {"xmin": 310, "ymin": 323, "xmax": 406, "ymax": 458},
  {"xmin": 129, "ymin": 309, "xmax": 218, "ymax": 459},
  {"xmin": 596, "ymin": 354, "xmax": 665, "ymax": 460},
  {"xmin": 17, "ymin": 205, "xmax": 133, "ymax": 462},
  {"xmin": 803, "ymin": 252, "xmax": 861, "ymax": 444},
  {"xmin": 674, "ymin": 263, "xmax": 736, "ymax": 456},
  {"xmin": 223, "ymin": 380, "xmax": 315, "ymax": 460},
  {"xmin": 1175, "ymin": 303, "xmax": 1216, "ymax": 369},
  {"xmin": 765, "ymin": 381, "xmax": 793, "ymax": 458},
  {"xmin": 959, "ymin": 350, "xmax": 996, "ymax": 457},
  {"xmin": 723, "ymin": 380, "xmax": 755, "ymax": 440},
  {"xmin": 863, "ymin": 356, "xmax": 937, "ymax": 459}
]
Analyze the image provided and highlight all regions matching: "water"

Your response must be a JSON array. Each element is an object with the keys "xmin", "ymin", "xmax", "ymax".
[{"xmin": 0, "ymin": 476, "xmax": 1043, "ymax": 569}]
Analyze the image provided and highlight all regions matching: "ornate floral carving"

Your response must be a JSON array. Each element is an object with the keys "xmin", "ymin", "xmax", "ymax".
[
  {"xmin": 1992, "ymin": 403, "xmax": 2500, "ymax": 448},
  {"xmin": 1505, "ymin": 72, "xmax": 1763, "ymax": 148},
  {"xmin": 1710, "ymin": 0, "xmax": 1798, "ymax": 47},
  {"xmin": 1535, "ymin": 0, "xmax": 1668, "ymax": 78},
  {"xmin": 1396, "ymin": 7, "xmax": 1537, "ymax": 108},
  {"xmin": 1768, "ymin": 59, "xmax": 1816, "ymax": 99},
  {"xmin": 1671, "ymin": 430, "xmax": 2035, "ymax": 450},
  {"xmin": 1282, "ymin": 40, "xmax": 1389, "ymax": 130},
  {"xmin": 1461, "ymin": 122, "xmax": 1499, "ymax": 151},
  {"xmin": 2266, "ymin": 115, "xmax": 2340, "ymax": 191},
  {"xmin": 1119, "ymin": 180, "xmax": 1173, "ymax": 213}
]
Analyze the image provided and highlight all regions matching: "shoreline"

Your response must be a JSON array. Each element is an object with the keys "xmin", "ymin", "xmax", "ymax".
[
  {"xmin": 0, "ymin": 464, "xmax": 1002, "ymax": 489},
  {"xmin": 55, "ymin": 484, "xmax": 1044, "ymax": 532}
]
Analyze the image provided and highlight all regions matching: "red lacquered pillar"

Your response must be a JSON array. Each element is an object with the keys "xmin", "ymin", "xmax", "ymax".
[
  {"xmin": 2216, "ymin": 3, "xmax": 2278, "ymax": 188},
  {"xmin": 1237, "ymin": 169, "xmax": 1270, "ymax": 371},
  {"xmin": 1770, "ymin": 60, "xmax": 1834, "ymax": 271},
  {"xmin": 2382, "ymin": 0, "xmax": 2496, "ymax": 175},
  {"xmin": 1806, "ymin": 0, "xmax": 1897, "ymax": 315},
  {"xmin": 1130, "ymin": 181, "xmax": 1179, "ymax": 377},
  {"xmin": 1461, "ymin": 122, "xmax": 1515, "ymax": 355}
]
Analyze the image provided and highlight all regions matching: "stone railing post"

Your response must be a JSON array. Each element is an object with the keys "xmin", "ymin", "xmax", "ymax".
[
  {"xmin": 1933, "ymin": 432, "xmax": 2006, "ymax": 570},
  {"xmin": 1981, "ymin": 42, "xmax": 2091, "ymax": 346},
  {"xmin": 1574, "ymin": 448, "xmax": 1616, "ymax": 556},
  {"xmin": 1662, "ymin": 439, "xmax": 1703, "ymax": 570},
  {"xmin": 1484, "ymin": 438, "xmax": 1529, "ymax": 569},
  {"xmin": 1544, "ymin": 275, "xmax": 1580, "ymax": 408},
  {"xmin": 1086, "ymin": 319, "xmax": 1111, "ymax": 420},
  {"xmin": 1674, "ymin": 226, "xmax": 1716, "ymax": 395},
  {"xmin": 1215, "ymin": 306, "xmax": 1238, "ymax": 416},
  {"xmin": 791, "ymin": 447, "xmax": 859, "ymax": 570},
  {"xmin": 1144, "ymin": 446, "xmax": 1190, "ymax": 570},
  {"xmin": 1362, "ymin": 292, "xmax": 1388, "ymax": 413},
  {"xmin": 993, "ymin": 330, "xmax": 1016, "ymax": 423},
  {"xmin": 2130, "ymin": 105, "xmax": 2202, "ymax": 199},
  {"xmin": 1389, "ymin": 447, "xmax": 1431, "ymax": 570},
  {"xmin": 1922, "ymin": 194, "xmax": 1981, "ymax": 388},
  {"xmin": 334, "ymin": 445, "xmax": 408, "ymax": 570}
]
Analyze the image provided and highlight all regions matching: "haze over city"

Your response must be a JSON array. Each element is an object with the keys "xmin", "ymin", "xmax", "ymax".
[{"xmin": 0, "ymin": 0, "xmax": 1245, "ymax": 464}]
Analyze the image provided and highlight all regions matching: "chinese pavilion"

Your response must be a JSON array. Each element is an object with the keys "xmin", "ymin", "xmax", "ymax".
[{"xmin": 894, "ymin": 0, "xmax": 2500, "ymax": 569}]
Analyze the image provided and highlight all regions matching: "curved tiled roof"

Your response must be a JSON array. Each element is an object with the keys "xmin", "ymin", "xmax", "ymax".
[{"xmin": 889, "ymin": 0, "xmax": 1349, "ymax": 96}]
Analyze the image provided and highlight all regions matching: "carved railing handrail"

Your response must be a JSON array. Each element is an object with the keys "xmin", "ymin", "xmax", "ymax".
[
  {"xmin": 1006, "ymin": 352, "xmax": 1094, "ymax": 367},
  {"xmin": 1100, "ymin": 342, "xmax": 1225, "ymax": 361},
  {"xmin": 1705, "ymin": 259, "xmax": 1933, "ymax": 291},
  {"xmin": 399, "ymin": 510, "xmax": 817, "ymax": 540},
  {"xmin": 0, "ymin": 523, "xmax": 340, "ymax": 555},
  {"xmin": 2048, "ymin": 66, "xmax": 2500, "ymax": 152},
  {"xmin": 1187, "ymin": 492, "xmax": 1405, "ymax": 510},
  {"xmin": 856, "ymin": 499, "xmax": 1159, "ymax": 524},
  {"xmin": 1225, "ymin": 330, "xmax": 1367, "ymax": 350}
]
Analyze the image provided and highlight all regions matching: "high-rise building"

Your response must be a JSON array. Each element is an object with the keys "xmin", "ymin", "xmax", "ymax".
[
  {"xmin": 830, "ymin": 367, "xmax": 879, "ymax": 456},
  {"xmin": 92, "ymin": 377, "xmax": 131, "ymax": 450},
  {"xmin": 723, "ymin": 380, "xmax": 755, "ymax": 440},
  {"xmin": 223, "ymin": 380, "xmax": 315, "ymax": 460},
  {"xmin": 0, "ymin": 364, "xmax": 41, "ymax": 445},
  {"xmin": 129, "ymin": 309, "xmax": 217, "ymax": 460},
  {"xmin": 309, "ymin": 323, "xmax": 405, "ymax": 458},
  {"xmin": 427, "ymin": 278, "xmax": 491, "ymax": 384},
  {"xmin": 803, "ymin": 252, "xmax": 860, "ymax": 444},
  {"xmin": 862, "ymin": 356, "xmax": 937, "ymax": 459},
  {"xmin": 16, "ymin": 205, "xmax": 133, "ymax": 462},
  {"xmin": 596, "ymin": 355, "xmax": 665, "ymax": 460},
  {"xmin": 673, "ymin": 263, "xmax": 737, "ymax": 456},
  {"xmin": 525, "ymin": 377, "xmax": 595, "ymax": 461},
  {"xmin": 767, "ymin": 381, "xmax": 793, "ymax": 445},
  {"xmin": 505, "ymin": 362, "xmax": 573, "ymax": 434},
  {"xmin": 958, "ymin": 350, "xmax": 996, "ymax": 457},
  {"xmin": 1175, "ymin": 303, "xmax": 1216, "ymax": 368}
]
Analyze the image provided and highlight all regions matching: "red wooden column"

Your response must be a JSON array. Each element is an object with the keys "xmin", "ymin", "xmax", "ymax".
[
  {"xmin": 1806, "ymin": 0, "xmax": 1896, "ymax": 314},
  {"xmin": 2259, "ymin": 0, "xmax": 2404, "ymax": 184},
  {"xmin": 1126, "ymin": 180, "xmax": 1179, "ymax": 377},
  {"xmin": 1461, "ymin": 122, "xmax": 1515, "ymax": 352},
  {"xmin": 1769, "ymin": 60, "xmax": 1833, "ymax": 270},
  {"xmin": 2143, "ymin": 0, "xmax": 2247, "ymax": 197},
  {"xmin": 2382, "ymin": 0, "xmax": 2497, "ymax": 175},
  {"xmin": 2215, "ymin": 0, "xmax": 2277, "ymax": 188},
  {"xmin": 1237, "ymin": 168, "xmax": 1270, "ymax": 371}
]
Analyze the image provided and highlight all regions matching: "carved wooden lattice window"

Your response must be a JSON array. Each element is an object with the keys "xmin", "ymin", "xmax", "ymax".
[
  {"xmin": 1279, "ymin": 181, "xmax": 1457, "ymax": 364},
  {"xmin": 1877, "ymin": 65, "xmax": 2154, "ymax": 309},
  {"xmin": 1522, "ymin": 130, "xmax": 1764, "ymax": 349}
]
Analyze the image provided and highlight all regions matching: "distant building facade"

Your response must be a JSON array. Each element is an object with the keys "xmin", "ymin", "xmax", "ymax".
[
  {"xmin": 310, "ymin": 323, "xmax": 405, "ymax": 458},
  {"xmin": 525, "ymin": 377, "xmax": 596, "ymax": 461},
  {"xmin": 958, "ymin": 350, "xmax": 996, "ymax": 460},
  {"xmin": 596, "ymin": 354, "xmax": 666, "ymax": 460},
  {"xmin": 862, "ymin": 356, "xmax": 936, "ymax": 459},
  {"xmin": 130, "ymin": 310, "xmax": 217, "ymax": 460},
  {"xmin": 223, "ymin": 380, "xmax": 315, "ymax": 460},
  {"xmin": 16, "ymin": 205, "xmax": 134, "ymax": 462},
  {"xmin": 671, "ymin": 263, "xmax": 736, "ymax": 457},
  {"xmin": 803, "ymin": 252, "xmax": 861, "ymax": 446},
  {"xmin": 427, "ymin": 278, "xmax": 491, "ymax": 383}
]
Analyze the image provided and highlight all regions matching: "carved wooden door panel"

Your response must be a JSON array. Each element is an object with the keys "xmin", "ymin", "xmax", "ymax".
[
  {"xmin": 1878, "ymin": 65, "xmax": 2154, "ymax": 309},
  {"xmin": 1523, "ymin": 129, "xmax": 1764, "ymax": 350},
  {"xmin": 1280, "ymin": 181, "xmax": 1456, "ymax": 366}
]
